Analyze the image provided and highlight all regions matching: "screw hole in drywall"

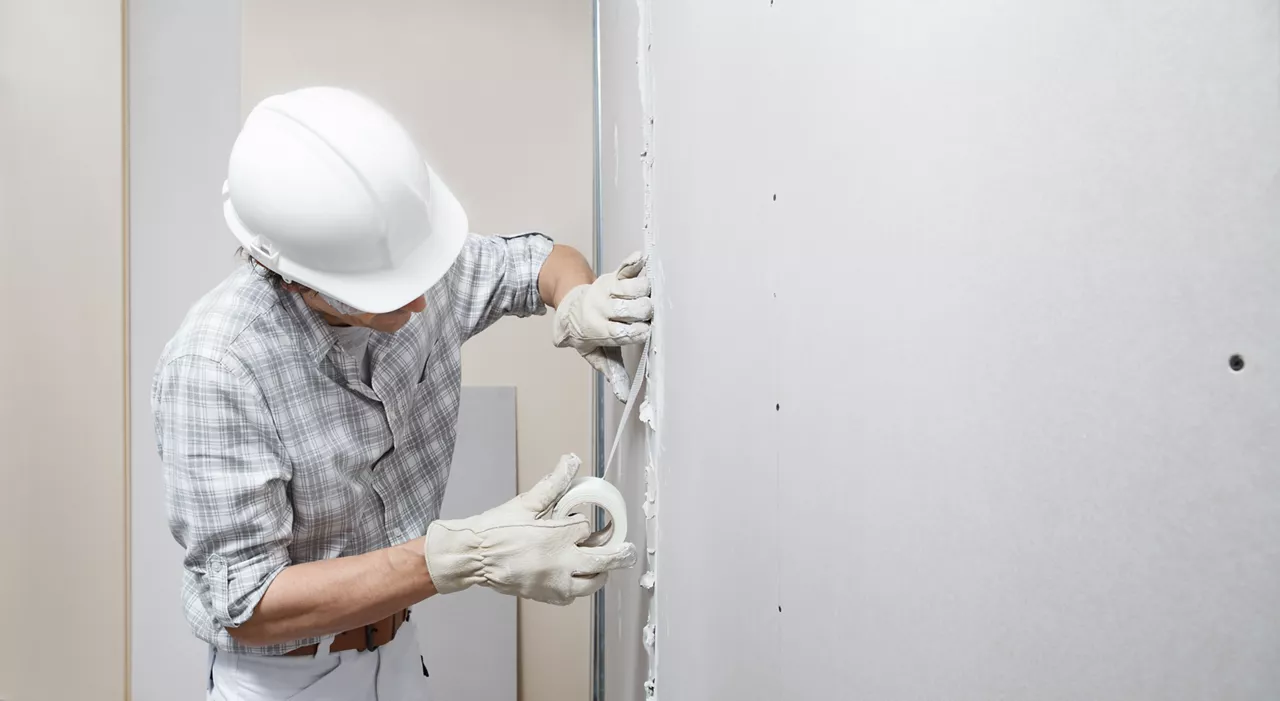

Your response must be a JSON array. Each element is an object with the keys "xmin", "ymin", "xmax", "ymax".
[
  {"xmin": 1229, "ymin": 354, "xmax": 1246, "ymax": 372},
  {"xmin": 772, "ymin": 194, "xmax": 777, "ymax": 201},
  {"xmin": 776, "ymin": 403, "xmax": 780, "ymax": 411},
  {"xmin": 778, "ymin": 606, "xmax": 782, "ymax": 612}
]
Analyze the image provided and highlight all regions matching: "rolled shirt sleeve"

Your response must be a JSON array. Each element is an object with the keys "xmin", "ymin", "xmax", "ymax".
[
  {"xmin": 153, "ymin": 354, "xmax": 293, "ymax": 632},
  {"xmin": 448, "ymin": 232, "xmax": 554, "ymax": 340}
]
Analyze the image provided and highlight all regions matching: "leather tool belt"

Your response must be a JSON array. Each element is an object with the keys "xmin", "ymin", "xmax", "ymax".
[{"xmin": 285, "ymin": 608, "xmax": 410, "ymax": 656}]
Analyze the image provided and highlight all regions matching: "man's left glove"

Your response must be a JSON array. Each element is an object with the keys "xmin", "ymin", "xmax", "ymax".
[
  {"xmin": 424, "ymin": 454, "xmax": 637, "ymax": 606},
  {"xmin": 552, "ymin": 251, "xmax": 653, "ymax": 401}
]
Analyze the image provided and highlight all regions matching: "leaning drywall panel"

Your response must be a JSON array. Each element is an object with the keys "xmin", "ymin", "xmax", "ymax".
[
  {"xmin": 419, "ymin": 387, "xmax": 518, "ymax": 701},
  {"xmin": 771, "ymin": 2, "xmax": 1280, "ymax": 698},
  {"xmin": 128, "ymin": 2, "xmax": 243, "ymax": 698}
]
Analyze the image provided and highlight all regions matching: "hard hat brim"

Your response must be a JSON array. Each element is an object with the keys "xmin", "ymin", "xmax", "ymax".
[{"xmin": 225, "ymin": 165, "xmax": 470, "ymax": 314}]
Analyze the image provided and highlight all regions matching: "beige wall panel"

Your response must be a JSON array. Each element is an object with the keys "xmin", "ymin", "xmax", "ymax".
[{"xmin": 0, "ymin": 1, "xmax": 127, "ymax": 699}]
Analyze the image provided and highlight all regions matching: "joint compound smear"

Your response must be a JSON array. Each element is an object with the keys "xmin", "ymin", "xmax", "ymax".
[
  {"xmin": 635, "ymin": 0, "xmax": 660, "ymax": 698},
  {"xmin": 639, "ymin": 398, "xmax": 655, "ymax": 427}
]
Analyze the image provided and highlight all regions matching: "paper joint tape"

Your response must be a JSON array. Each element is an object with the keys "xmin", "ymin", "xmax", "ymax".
[{"xmin": 552, "ymin": 476, "xmax": 629, "ymax": 549}]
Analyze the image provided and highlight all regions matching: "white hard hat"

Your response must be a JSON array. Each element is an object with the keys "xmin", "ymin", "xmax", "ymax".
[{"xmin": 222, "ymin": 86, "xmax": 468, "ymax": 314}]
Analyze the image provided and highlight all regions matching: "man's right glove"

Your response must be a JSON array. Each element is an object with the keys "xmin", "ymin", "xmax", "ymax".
[
  {"xmin": 423, "ymin": 454, "xmax": 637, "ymax": 606},
  {"xmin": 552, "ymin": 251, "xmax": 653, "ymax": 402}
]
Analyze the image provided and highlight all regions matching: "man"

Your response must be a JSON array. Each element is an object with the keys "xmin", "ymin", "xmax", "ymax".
[{"xmin": 152, "ymin": 87, "xmax": 647, "ymax": 700}]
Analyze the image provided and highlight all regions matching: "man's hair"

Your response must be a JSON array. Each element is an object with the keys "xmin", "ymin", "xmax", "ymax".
[{"xmin": 236, "ymin": 246, "xmax": 306, "ymax": 292}]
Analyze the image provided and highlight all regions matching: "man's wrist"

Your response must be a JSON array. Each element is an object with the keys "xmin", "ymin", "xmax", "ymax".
[
  {"xmin": 539, "ymin": 245, "xmax": 596, "ymax": 307},
  {"xmin": 393, "ymin": 536, "xmax": 438, "ymax": 598}
]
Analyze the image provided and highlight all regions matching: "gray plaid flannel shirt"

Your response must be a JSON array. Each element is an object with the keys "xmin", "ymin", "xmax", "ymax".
[{"xmin": 152, "ymin": 233, "xmax": 553, "ymax": 654}]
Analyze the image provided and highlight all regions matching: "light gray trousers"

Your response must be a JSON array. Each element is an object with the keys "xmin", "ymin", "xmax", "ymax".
[{"xmin": 207, "ymin": 620, "xmax": 432, "ymax": 701}]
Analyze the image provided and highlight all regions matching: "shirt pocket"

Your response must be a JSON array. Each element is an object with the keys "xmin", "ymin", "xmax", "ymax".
[{"xmin": 416, "ymin": 333, "xmax": 445, "ymax": 385}]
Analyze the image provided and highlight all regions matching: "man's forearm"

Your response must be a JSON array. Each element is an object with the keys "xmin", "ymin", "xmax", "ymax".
[
  {"xmin": 539, "ymin": 244, "xmax": 596, "ymax": 308},
  {"xmin": 228, "ymin": 537, "xmax": 437, "ymax": 647}
]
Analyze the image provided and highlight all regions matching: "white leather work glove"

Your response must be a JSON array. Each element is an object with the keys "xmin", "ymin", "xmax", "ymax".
[
  {"xmin": 424, "ymin": 454, "xmax": 637, "ymax": 606},
  {"xmin": 552, "ymin": 251, "xmax": 654, "ymax": 401}
]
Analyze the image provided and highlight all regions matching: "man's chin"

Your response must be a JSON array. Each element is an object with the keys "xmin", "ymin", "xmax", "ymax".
[{"xmin": 371, "ymin": 311, "xmax": 412, "ymax": 333}]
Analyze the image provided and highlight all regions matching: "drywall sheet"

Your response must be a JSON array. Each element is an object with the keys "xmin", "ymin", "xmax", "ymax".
[
  {"xmin": 418, "ymin": 386, "xmax": 518, "ymax": 701},
  {"xmin": 602, "ymin": 2, "xmax": 783, "ymax": 699},
  {"xmin": 597, "ymin": 1, "xmax": 663, "ymax": 700},
  {"xmin": 600, "ymin": 1, "xmax": 1280, "ymax": 699}
]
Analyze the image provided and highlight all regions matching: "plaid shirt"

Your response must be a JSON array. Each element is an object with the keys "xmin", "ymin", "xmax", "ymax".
[{"xmin": 152, "ymin": 233, "xmax": 553, "ymax": 654}]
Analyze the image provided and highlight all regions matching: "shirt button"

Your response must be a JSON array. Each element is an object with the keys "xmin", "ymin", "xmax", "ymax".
[
  {"xmin": 389, "ymin": 528, "xmax": 402, "ymax": 541},
  {"xmin": 210, "ymin": 560, "xmax": 224, "ymax": 572}
]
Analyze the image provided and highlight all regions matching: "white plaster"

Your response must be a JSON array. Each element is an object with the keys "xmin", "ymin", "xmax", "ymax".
[
  {"xmin": 642, "ymin": 623, "xmax": 657, "ymax": 651},
  {"xmin": 638, "ymin": 399, "xmax": 655, "ymax": 427},
  {"xmin": 643, "ymin": 462, "xmax": 658, "ymax": 507}
]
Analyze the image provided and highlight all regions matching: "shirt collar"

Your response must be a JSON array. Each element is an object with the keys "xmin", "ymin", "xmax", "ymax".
[{"xmin": 280, "ymin": 286, "xmax": 341, "ymax": 364}]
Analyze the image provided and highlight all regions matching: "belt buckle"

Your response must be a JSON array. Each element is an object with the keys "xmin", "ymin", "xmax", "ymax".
[{"xmin": 364, "ymin": 623, "xmax": 380, "ymax": 652}]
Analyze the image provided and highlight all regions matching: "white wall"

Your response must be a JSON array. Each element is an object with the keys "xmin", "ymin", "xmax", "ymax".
[
  {"xmin": 127, "ymin": 1, "xmax": 243, "ymax": 698},
  {"xmin": 0, "ymin": 2, "xmax": 127, "ymax": 699},
  {"xmin": 239, "ymin": 2, "xmax": 597, "ymax": 700},
  {"xmin": 602, "ymin": 1, "xmax": 1280, "ymax": 699}
]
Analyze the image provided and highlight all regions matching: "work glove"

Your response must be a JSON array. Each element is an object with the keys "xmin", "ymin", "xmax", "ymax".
[
  {"xmin": 552, "ymin": 251, "xmax": 654, "ymax": 401},
  {"xmin": 424, "ymin": 454, "xmax": 637, "ymax": 605}
]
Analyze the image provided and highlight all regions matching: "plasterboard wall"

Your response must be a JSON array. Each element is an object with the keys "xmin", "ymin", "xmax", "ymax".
[
  {"xmin": 240, "ymin": 3, "xmax": 596, "ymax": 700},
  {"xmin": 597, "ymin": 1, "xmax": 665, "ymax": 699},
  {"xmin": 600, "ymin": 1, "xmax": 1280, "ymax": 699}
]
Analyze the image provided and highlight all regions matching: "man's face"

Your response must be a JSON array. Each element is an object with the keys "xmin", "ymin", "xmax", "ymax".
[{"xmin": 302, "ymin": 290, "xmax": 427, "ymax": 333}]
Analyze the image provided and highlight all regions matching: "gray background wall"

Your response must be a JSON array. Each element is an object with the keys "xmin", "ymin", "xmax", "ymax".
[
  {"xmin": 601, "ymin": 1, "xmax": 1280, "ymax": 699},
  {"xmin": 128, "ymin": 2, "xmax": 243, "ymax": 696}
]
